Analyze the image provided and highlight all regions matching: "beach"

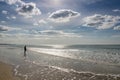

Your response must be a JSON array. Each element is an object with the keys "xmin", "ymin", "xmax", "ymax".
[
  {"xmin": 0, "ymin": 44, "xmax": 120, "ymax": 80},
  {"xmin": 0, "ymin": 62, "xmax": 20, "ymax": 80},
  {"xmin": 0, "ymin": 61, "xmax": 120, "ymax": 80}
]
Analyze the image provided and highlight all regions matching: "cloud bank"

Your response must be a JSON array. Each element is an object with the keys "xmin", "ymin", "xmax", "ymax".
[
  {"xmin": 0, "ymin": 25, "xmax": 21, "ymax": 32},
  {"xmin": 39, "ymin": 30, "xmax": 82, "ymax": 38},
  {"xmin": 49, "ymin": 9, "xmax": 80, "ymax": 23},
  {"xmin": 82, "ymin": 14, "xmax": 120, "ymax": 30}
]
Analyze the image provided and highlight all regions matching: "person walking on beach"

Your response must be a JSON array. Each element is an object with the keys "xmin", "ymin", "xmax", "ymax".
[{"xmin": 24, "ymin": 45, "xmax": 27, "ymax": 57}]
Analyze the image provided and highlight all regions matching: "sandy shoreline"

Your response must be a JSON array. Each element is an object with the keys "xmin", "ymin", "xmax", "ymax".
[
  {"xmin": 0, "ymin": 58, "xmax": 120, "ymax": 80},
  {"xmin": 0, "ymin": 61, "xmax": 20, "ymax": 80},
  {"xmin": 12, "ymin": 60, "xmax": 120, "ymax": 80},
  {"xmin": 0, "ymin": 60, "xmax": 120, "ymax": 80}
]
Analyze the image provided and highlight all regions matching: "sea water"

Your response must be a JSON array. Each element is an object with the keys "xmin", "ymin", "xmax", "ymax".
[{"xmin": 29, "ymin": 45, "xmax": 120, "ymax": 66}]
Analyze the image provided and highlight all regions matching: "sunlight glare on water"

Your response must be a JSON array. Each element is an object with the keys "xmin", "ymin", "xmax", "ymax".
[
  {"xmin": 29, "ymin": 47, "xmax": 79, "ymax": 59},
  {"xmin": 29, "ymin": 48, "xmax": 67, "ymax": 57},
  {"xmin": 51, "ymin": 45, "xmax": 65, "ymax": 49}
]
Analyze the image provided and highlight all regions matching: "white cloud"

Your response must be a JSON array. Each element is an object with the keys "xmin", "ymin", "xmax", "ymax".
[
  {"xmin": 6, "ymin": 16, "xmax": 10, "ymax": 19},
  {"xmin": 0, "ymin": 25, "xmax": 9, "ymax": 31},
  {"xmin": 113, "ymin": 9, "xmax": 120, "ymax": 12},
  {"xmin": 33, "ymin": 19, "xmax": 47, "ymax": 26},
  {"xmin": 0, "ymin": 25, "xmax": 21, "ymax": 32},
  {"xmin": 0, "ymin": 33, "xmax": 28, "ymax": 38},
  {"xmin": 4, "ymin": 0, "xmax": 18, "ymax": 5},
  {"xmin": 39, "ymin": 30, "xmax": 82, "ymax": 38},
  {"xmin": 38, "ymin": 19, "xmax": 47, "ymax": 24},
  {"xmin": 81, "ymin": 0, "xmax": 103, "ymax": 4},
  {"xmin": 16, "ymin": 2, "xmax": 41, "ymax": 18},
  {"xmin": 49, "ymin": 9, "xmax": 80, "ymax": 23},
  {"xmin": 11, "ymin": 16, "xmax": 16, "ymax": 19},
  {"xmin": 2, "ymin": 10, "xmax": 8, "ymax": 14},
  {"xmin": 82, "ymin": 14, "xmax": 120, "ymax": 30},
  {"xmin": 0, "ymin": 29, "xmax": 82, "ymax": 39},
  {"xmin": 6, "ymin": 16, "xmax": 16, "ymax": 20},
  {"xmin": 33, "ymin": 22, "xmax": 39, "ymax": 26},
  {"xmin": 40, "ymin": 30, "xmax": 64, "ymax": 35},
  {"xmin": 1, "ymin": 0, "xmax": 23, "ymax": 5},
  {"xmin": 114, "ymin": 25, "xmax": 120, "ymax": 30},
  {"xmin": 1, "ymin": 21, "xmax": 6, "ymax": 23},
  {"xmin": 2, "ymin": 0, "xmax": 41, "ymax": 18}
]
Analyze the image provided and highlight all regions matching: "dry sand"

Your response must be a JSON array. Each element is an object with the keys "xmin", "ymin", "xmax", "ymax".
[{"xmin": 0, "ymin": 62, "xmax": 20, "ymax": 80}]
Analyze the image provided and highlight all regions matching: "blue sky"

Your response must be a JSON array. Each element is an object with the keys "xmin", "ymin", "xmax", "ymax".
[{"xmin": 0, "ymin": 0, "xmax": 120, "ymax": 45}]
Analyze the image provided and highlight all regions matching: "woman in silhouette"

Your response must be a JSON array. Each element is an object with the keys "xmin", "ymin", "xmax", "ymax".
[{"xmin": 24, "ymin": 45, "xmax": 27, "ymax": 57}]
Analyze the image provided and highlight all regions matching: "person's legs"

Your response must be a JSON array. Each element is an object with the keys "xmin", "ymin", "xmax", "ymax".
[{"xmin": 24, "ymin": 50, "xmax": 26, "ymax": 57}]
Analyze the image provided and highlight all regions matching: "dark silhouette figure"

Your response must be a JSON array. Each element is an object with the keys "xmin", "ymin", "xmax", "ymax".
[{"xmin": 24, "ymin": 45, "xmax": 27, "ymax": 57}]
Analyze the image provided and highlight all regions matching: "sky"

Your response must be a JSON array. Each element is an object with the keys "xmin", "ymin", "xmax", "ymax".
[{"xmin": 0, "ymin": 0, "xmax": 120, "ymax": 45}]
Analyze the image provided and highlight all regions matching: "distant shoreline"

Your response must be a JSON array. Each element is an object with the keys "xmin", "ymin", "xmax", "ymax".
[{"xmin": 0, "ymin": 43, "xmax": 120, "ymax": 46}]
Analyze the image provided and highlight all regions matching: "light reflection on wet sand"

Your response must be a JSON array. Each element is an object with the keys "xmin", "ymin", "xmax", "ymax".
[{"xmin": 15, "ymin": 61, "xmax": 120, "ymax": 80}]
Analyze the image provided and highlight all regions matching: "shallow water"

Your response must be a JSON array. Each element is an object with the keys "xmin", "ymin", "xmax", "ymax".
[{"xmin": 29, "ymin": 45, "xmax": 120, "ymax": 66}]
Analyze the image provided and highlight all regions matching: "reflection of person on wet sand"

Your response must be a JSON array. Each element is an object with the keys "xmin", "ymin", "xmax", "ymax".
[{"xmin": 24, "ymin": 45, "xmax": 27, "ymax": 57}]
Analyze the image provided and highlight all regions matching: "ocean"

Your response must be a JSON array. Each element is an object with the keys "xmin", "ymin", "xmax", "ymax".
[
  {"xmin": 0, "ymin": 44, "xmax": 120, "ymax": 80},
  {"xmin": 29, "ymin": 45, "xmax": 120, "ymax": 65},
  {"xmin": 28, "ymin": 45, "xmax": 120, "ymax": 74}
]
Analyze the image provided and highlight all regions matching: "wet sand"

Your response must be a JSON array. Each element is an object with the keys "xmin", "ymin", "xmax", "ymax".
[
  {"xmin": 0, "ymin": 61, "xmax": 120, "ymax": 80},
  {"xmin": 14, "ymin": 60, "xmax": 120, "ymax": 80},
  {"xmin": 0, "ymin": 62, "xmax": 20, "ymax": 80}
]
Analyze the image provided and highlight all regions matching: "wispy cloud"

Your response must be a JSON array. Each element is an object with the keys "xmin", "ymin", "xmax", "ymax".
[
  {"xmin": 2, "ymin": 10, "xmax": 8, "ymax": 15},
  {"xmin": 33, "ymin": 19, "xmax": 47, "ymax": 26},
  {"xmin": 11, "ymin": 16, "xmax": 16, "ymax": 19},
  {"xmin": 0, "ymin": 30, "xmax": 82, "ymax": 39},
  {"xmin": 2, "ymin": 0, "xmax": 20, "ymax": 5},
  {"xmin": 6, "ymin": 15, "xmax": 16, "ymax": 20},
  {"xmin": 38, "ymin": 30, "xmax": 82, "ymax": 38},
  {"xmin": 112, "ymin": 35, "xmax": 120, "ymax": 38},
  {"xmin": 80, "ymin": 0, "xmax": 103, "ymax": 4},
  {"xmin": 0, "ymin": 25, "xmax": 21, "ymax": 32},
  {"xmin": 0, "ymin": 21, "xmax": 6, "ymax": 24},
  {"xmin": 113, "ymin": 9, "xmax": 120, "ymax": 13}
]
